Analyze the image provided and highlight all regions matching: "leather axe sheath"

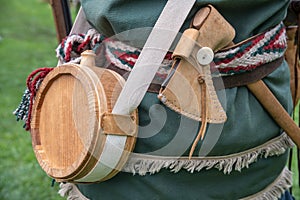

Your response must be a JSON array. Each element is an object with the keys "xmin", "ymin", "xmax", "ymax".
[{"xmin": 189, "ymin": 5, "xmax": 300, "ymax": 149}]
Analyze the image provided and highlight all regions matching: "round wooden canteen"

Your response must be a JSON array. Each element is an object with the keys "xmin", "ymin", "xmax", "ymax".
[{"xmin": 30, "ymin": 50, "xmax": 138, "ymax": 183}]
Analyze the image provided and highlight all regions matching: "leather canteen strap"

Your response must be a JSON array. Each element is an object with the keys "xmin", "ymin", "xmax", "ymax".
[
  {"xmin": 87, "ymin": 0, "xmax": 196, "ymax": 181},
  {"xmin": 101, "ymin": 112, "xmax": 137, "ymax": 136}
]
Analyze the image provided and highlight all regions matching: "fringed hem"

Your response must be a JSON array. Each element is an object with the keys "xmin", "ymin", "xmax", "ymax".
[
  {"xmin": 122, "ymin": 133, "xmax": 294, "ymax": 175},
  {"xmin": 57, "ymin": 167, "xmax": 293, "ymax": 200},
  {"xmin": 240, "ymin": 167, "xmax": 293, "ymax": 200},
  {"xmin": 58, "ymin": 183, "xmax": 90, "ymax": 200}
]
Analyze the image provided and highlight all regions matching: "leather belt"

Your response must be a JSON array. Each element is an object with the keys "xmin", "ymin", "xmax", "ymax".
[
  {"xmin": 212, "ymin": 57, "xmax": 284, "ymax": 90},
  {"xmin": 108, "ymin": 56, "xmax": 284, "ymax": 92}
]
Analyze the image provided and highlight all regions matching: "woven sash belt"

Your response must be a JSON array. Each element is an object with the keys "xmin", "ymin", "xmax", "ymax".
[
  {"xmin": 107, "ymin": 22, "xmax": 286, "ymax": 91},
  {"xmin": 211, "ymin": 22, "xmax": 286, "ymax": 89},
  {"xmin": 56, "ymin": 22, "xmax": 287, "ymax": 91}
]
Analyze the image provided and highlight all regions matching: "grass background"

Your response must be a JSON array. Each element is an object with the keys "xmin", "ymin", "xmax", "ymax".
[
  {"xmin": 0, "ymin": 1, "xmax": 63, "ymax": 199},
  {"xmin": 0, "ymin": 0, "xmax": 299, "ymax": 199}
]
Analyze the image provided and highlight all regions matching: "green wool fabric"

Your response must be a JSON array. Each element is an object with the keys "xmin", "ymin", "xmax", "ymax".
[
  {"xmin": 78, "ymin": 152, "xmax": 289, "ymax": 199},
  {"xmin": 77, "ymin": 0, "xmax": 293, "ymax": 199},
  {"xmin": 134, "ymin": 61, "xmax": 292, "ymax": 157},
  {"xmin": 81, "ymin": 0, "xmax": 289, "ymax": 43}
]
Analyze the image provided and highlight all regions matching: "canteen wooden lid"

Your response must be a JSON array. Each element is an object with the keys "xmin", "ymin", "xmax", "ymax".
[{"xmin": 30, "ymin": 51, "xmax": 137, "ymax": 181}]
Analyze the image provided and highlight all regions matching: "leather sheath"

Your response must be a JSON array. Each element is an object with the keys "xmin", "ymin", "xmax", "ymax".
[{"xmin": 158, "ymin": 5, "xmax": 234, "ymax": 123}]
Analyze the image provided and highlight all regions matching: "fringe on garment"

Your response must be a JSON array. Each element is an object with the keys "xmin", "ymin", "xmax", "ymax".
[
  {"xmin": 240, "ymin": 166, "xmax": 293, "ymax": 200},
  {"xmin": 58, "ymin": 167, "xmax": 292, "ymax": 200},
  {"xmin": 58, "ymin": 183, "xmax": 90, "ymax": 200},
  {"xmin": 122, "ymin": 133, "xmax": 294, "ymax": 175}
]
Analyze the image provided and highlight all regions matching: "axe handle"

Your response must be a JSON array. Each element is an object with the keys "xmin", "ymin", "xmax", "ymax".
[{"xmin": 247, "ymin": 80, "xmax": 300, "ymax": 148}]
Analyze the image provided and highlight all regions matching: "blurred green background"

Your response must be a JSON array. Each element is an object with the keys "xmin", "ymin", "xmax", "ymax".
[
  {"xmin": 0, "ymin": 1, "xmax": 299, "ymax": 200},
  {"xmin": 0, "ymin": 1, "xmax": 63, "ymax": 199}
]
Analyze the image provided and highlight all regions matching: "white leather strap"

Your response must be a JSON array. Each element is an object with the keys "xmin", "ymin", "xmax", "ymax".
[
  {"xmin": 113, "ymin": 0, "xmax": 196, "ymax": 115},
  {"xmin": 77, "ymin": 0, "xmax": 196, "ymax": 182}
]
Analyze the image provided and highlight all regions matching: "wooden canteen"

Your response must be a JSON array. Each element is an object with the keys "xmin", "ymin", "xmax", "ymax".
[{"xmin": 30, "ymin": 50, "xmax": 138, "ymax": 183}]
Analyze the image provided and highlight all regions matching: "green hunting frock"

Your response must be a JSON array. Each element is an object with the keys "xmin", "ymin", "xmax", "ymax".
[{"xmin": 74, "ymin": 0, "xmax": 294, "ymax": 199}]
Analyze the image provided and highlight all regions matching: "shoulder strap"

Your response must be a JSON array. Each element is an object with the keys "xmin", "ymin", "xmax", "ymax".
[
  {"xmin": 112, "ymin": 0, "xmax": 196, "ymax": 115},
  {"xmin": 75, "ymin": 0, "xmax": 196, "ymax": 182}
]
